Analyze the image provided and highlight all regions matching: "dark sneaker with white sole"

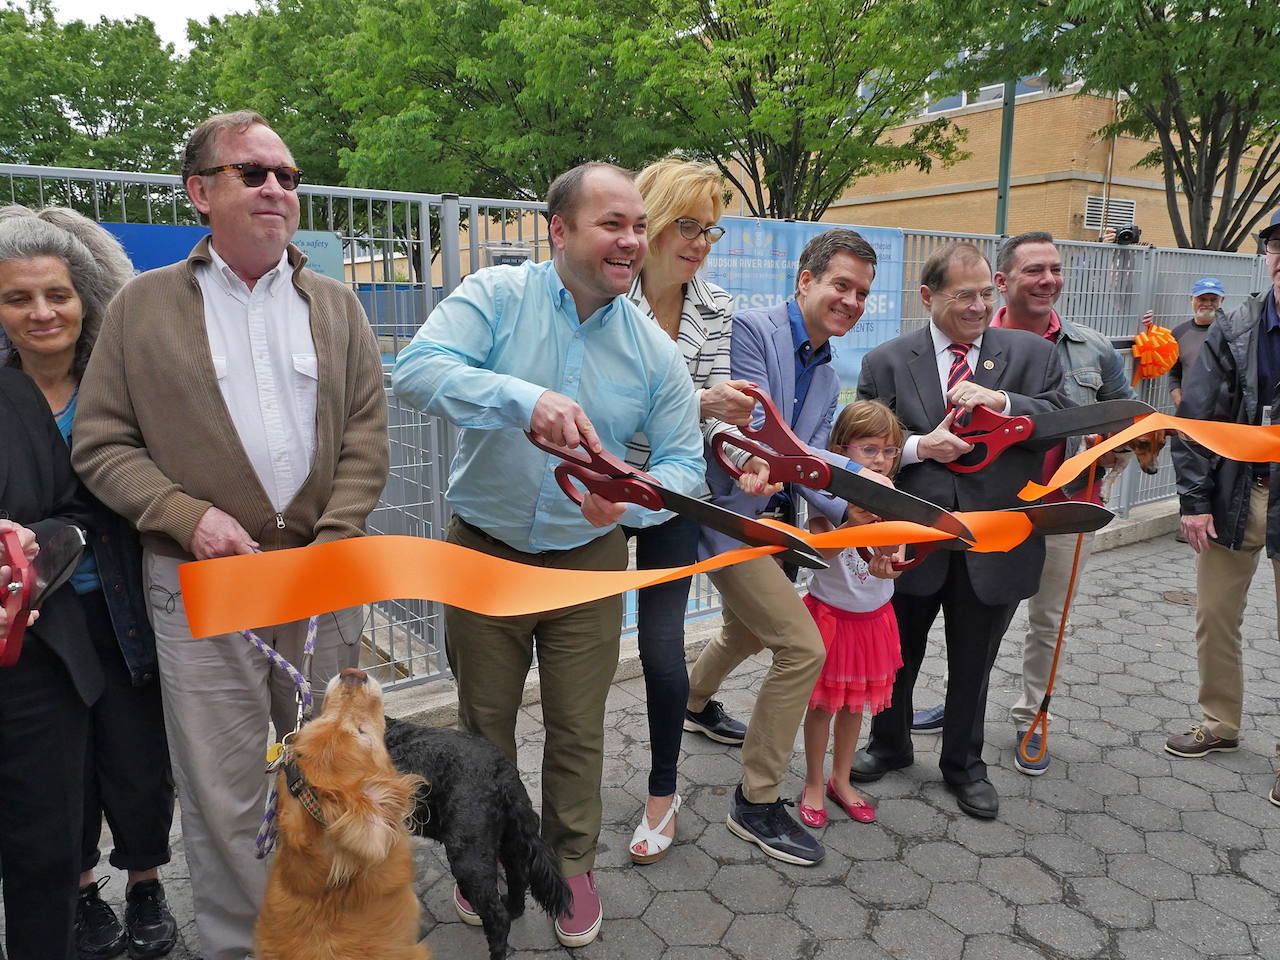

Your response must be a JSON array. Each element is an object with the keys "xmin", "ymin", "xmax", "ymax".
[
  {"xmin": 684, "ymin": 700, "xmax": 747, "ymax": 744},
  {"xmin": 1013, "ymin": 732, "xmax": 1051, "ymax": 776},
  {"xmin": 123, "ymin": 879, "xmax": 177, "ymax": 959},
  {"xmin": 726, "ymin": 784, "xmax": 825, "ymax": 865}
]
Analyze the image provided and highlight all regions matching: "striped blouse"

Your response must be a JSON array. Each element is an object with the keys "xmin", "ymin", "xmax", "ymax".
[{"xmin": 624, "ymin": 272, "xmax": 735, "ymax": 470}]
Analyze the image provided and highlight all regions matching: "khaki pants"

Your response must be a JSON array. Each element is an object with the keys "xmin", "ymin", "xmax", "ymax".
[
  {"xmin": 688, "ymin": 556, "xmax": 825, "ymax": 804},
  {"xmin": 1010, "ymin": 531, "xmax": 1096, "ymax": 733},
  {"xmin": 143, "ymin": 551, "xmax": 360, "ymax": 960},
  {"xmin": 1195, "ymin": 485, "xmax": 1280, "ymax": 746},
  {"xmin": 443, "ymin": 517, "xmax": 626, "ymax": 878}
]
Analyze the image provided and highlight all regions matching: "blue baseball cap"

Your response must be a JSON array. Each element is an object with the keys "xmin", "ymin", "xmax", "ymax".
[
  {"xmin": 1261, "ymin": 208, "xmax": 1280, "ymax": 241},
  {"xmin": 1192, "ymin": 277, "xmax": 1225, "ymax": 298}
]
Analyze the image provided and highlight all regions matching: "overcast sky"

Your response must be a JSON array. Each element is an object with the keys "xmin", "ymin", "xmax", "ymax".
[{"xmin": 52, "ymin": 0, "xmax": 258, "ymax": 53}]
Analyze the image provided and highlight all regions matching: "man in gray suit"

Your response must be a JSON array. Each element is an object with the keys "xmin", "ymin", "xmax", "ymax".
[
  {"xmin": 685, "ymin": 229, "xmax": 891, "ymax": 865},
  {"xmin": 852, "ymin": 241, "xmax": 1069, "ymax": 819}
]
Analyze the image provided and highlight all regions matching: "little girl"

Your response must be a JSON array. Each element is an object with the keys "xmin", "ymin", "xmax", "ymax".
[{"xmin": 798, "ymin": 399, "xmax": 905, "ymax": 826}]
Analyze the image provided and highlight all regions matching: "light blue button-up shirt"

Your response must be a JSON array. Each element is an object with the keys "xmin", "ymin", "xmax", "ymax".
[{"xmin": 391, "ymin": 259, "xmax": 704, "ymax": 552}]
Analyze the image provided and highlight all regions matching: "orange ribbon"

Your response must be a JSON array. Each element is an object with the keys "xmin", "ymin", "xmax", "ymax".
[
  {"xmin": 179, "ymin": 413, "xmax": 1279, "ymax": 638},
  {"xmin": 179, "ymin": 515, "xmax": 1021, "ymax": 638},
  {"xmin": 1020, "ymin": 412, "xmax": 1280, "ymax": 501}
]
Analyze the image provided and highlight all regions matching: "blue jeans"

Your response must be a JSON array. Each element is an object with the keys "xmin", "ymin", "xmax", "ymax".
[{"xmin": 624, "ymin": 514, "xmax": 699, "ymax": 797}]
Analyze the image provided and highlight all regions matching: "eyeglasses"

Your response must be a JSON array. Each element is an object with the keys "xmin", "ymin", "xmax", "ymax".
[
  {"xmin": 843, "ymin": 444, "xmax": 901, "ymax": 460},
  {"xmin": 197, "ymin": 162, "xmax": 303, "ymax": 191},
  {"xmin": 675, "ymin": 218, "xmax": 726, "ymax": 243},
  {"xmin": 1266, "ymin": 238, "xmax": 1280, "ymax": 254},
  {"xmin": 935, "ymin": 287, "xmax": 997, "ymax": 307}
]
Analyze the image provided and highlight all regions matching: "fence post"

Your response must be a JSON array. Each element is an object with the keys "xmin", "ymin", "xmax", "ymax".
[
  {"xmin": 469, "ymin": 202, "xmax": 481, "ymax": 276},
  {"xmin": 441, "ymin": 195, "xmax": 462, "ymax": 297}
]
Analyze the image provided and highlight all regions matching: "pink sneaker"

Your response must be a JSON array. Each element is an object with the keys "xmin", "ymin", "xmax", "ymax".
[
  {"xmin": 454, "ymin": 883, "xmax": 482, "ymax": 925},
  {"xmin": 554, "ymin": 870, "xmax": 602, "ymax": 947}
]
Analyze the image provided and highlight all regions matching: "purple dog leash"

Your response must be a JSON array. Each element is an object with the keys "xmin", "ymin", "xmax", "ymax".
[{"xmin": 252, "ymin": 614, "xmax": 319, "ymax": 858}]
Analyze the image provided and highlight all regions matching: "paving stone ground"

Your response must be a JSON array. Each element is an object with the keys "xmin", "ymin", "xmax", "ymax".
[{"xmin": 85, "ymin": 531, "xmax": 1280, "ymax": 957}]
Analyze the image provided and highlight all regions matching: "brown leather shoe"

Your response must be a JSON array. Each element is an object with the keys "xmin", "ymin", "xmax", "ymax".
[
  {"xmin": 1270, "ymin": 773, "xmax": 1280, "ymax": 809},
  {"xmin": 1164, "ymin": 725, "xmax": 1240, "ymax": 758}
]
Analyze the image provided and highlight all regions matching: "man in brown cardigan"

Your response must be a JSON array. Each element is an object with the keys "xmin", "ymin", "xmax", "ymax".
[{"xmin": 73, "ymin": 111, "xmax": 388, "ymax": 960}]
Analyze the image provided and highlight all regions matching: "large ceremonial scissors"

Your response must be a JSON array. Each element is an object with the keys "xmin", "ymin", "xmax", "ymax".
[{"xmin": 527, "ymin": 431, "xmax": 828, "ymax": 570}]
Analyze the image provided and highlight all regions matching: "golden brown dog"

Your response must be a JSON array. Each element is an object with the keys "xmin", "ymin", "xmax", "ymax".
[{"xmin": 255, "ymin": 668, "xmax": 429, "ymax": 960}]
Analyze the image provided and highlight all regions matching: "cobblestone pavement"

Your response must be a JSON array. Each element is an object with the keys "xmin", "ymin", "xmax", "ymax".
[{"xmin": 97, "ymin": 531, "xmax": 1280, "ymax": 957}]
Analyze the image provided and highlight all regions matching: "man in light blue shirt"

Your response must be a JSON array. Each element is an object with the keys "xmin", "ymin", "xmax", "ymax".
[{"xmin": 391, "ymin": 162, "xmax": 702, "ymax": 947}]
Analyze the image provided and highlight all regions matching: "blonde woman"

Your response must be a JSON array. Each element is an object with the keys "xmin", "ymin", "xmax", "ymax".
[{"xmin": 622, "ymin": 159, "xmax": 755, "ymax": 863}]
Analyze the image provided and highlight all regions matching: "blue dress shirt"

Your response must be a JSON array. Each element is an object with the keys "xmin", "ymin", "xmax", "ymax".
[
  {"xmin": 786, "ymin": 300, "xmax": 833, "ymax": 428},
  {"xmin": 391, "ymin": 260, "xmax": 704, "ymax": 553}
]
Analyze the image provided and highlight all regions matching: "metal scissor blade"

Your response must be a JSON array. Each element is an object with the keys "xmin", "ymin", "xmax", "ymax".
[
  {"xmin": 1020, "ymin": 400, "xmax": 1157, "ymax": 442},
  {"xmin": 822, "ymin": 466, "xmax": 975, "ymax": 544},
  {"xmin": 31, "ymin": 524, "xmax": 86, "ymax": 606},
  {"xmin": 656, "ymin": 487, "xmax": 828, "ymax": 570},
  {"xmin": 1014, "ymin": 501, "xmax": 1115, "ymax": 535}
]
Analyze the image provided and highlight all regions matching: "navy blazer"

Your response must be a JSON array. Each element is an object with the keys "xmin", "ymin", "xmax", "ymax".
[
  {"xmin": 0, "ymin": 367, "xmax": 102, "ymax": 705},
  {"xmin": 857, "ymin": 324, "xmax": 1070, "ymax": 605},
  {"xmin": 701, "ymin": 302, "xmax": 850, "ymax": 559}
]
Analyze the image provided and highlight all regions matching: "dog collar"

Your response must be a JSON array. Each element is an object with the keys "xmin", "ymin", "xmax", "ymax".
[{"xmin": 283, "ymin": 752, "xmax": 327, "ymax": 827}]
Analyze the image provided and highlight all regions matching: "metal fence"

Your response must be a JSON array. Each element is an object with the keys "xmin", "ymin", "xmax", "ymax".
[{"xmin": 2, "ymin": 162, "xmax": 1270, "ymax": 688}]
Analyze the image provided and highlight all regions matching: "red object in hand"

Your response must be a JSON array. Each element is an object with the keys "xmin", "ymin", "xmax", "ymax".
[{"xmin": 0, "ymin": 529, "xmax": 34, "ymax": 667}]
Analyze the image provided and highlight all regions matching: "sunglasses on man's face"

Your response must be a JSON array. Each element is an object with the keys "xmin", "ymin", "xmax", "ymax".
[{"xmin": 197, "ymin": 162, "xmax": 303, "ymax": 191}]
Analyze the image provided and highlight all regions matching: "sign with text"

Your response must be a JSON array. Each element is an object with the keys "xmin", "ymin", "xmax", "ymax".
[
  {"xmin": 103, "ymin": 223, "xmax": 347, "ymax": 282},
  {"xmin": 702, "ymin": 217, "xmax": 904, "ymax": 400}
]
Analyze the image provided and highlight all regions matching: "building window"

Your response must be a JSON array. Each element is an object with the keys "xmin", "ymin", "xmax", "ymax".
[{"xmin": 1084, "ymin": 196, "xmax": 1137, "ymax": 230}]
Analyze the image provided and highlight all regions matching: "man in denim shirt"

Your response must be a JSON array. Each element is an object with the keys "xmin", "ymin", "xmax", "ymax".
[{"xmin": 990, "ymin": 231, "xmax": 1137, "ymax": 775}]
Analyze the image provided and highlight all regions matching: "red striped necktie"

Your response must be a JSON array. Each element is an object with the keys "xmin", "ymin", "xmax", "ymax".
[
  {"xmin": 947, "ymin": 343, "xmax": 975, "ymax": 425},
  {"xmin": 947, "ymin": 342, "xmax": 974, "ymax": 392}
]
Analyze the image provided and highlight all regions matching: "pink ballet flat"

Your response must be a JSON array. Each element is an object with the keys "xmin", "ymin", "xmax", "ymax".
[
  {"xmin": 826, "ymin": 777, "xmax": 876, "ymax": 822},
  {"xmin": 797, "ymin": 786, "xmax": 827, "ymax": 827}
]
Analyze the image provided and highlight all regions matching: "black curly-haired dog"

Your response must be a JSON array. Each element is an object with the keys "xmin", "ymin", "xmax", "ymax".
[{"xmin": 384, "ymin": 717, "xmax": 571, "ymax": 960}]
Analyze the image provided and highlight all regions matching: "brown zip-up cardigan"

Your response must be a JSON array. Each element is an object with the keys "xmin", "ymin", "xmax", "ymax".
[{"xmin": 72, "ymin": 236, "xmax": 389, "ymax": 561}]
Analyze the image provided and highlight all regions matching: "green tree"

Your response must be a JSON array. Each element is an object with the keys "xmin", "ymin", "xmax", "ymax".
[
  {"xmin": 183, "ymin": 0, "xmax": 361, "ymax": 187},
  {"xmin": 0, "ymin": 0, "xmax": 194, "ymax": 174},
  {"xmin": 612, "ymin": 0, "xmax": 973, "ymax": 220},
  {"xmin": 965, "ymin": 0, "xmax": 1280, "ymax": 251},
  {"xmin": 335, "ymin": 0, "xmax": 682, "ymax": 200}
]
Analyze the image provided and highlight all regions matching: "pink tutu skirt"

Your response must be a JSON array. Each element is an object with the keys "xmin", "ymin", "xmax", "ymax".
[{"xmin": 803, "ymin": 593, "xmax": 903, "ymax": 715}]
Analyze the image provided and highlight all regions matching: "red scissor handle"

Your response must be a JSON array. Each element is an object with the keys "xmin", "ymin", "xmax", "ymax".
[
  {"xmin": 945, "ymin": 405, "xmax": 1037, "ymax": 473},
  {"xmin": 554, "ymin": 463, "xmax": 668, "ymax": 510},
  {"xmin": 711, "ymin": 385, "xmax": 833, "ymax": 489},
  {"xmin": 0, "ymin": 529, "xmax": 34, "ymax": 667},
  {"xmin": 526, "ymin": 431, "xmax": 657, "ymax": 483}
]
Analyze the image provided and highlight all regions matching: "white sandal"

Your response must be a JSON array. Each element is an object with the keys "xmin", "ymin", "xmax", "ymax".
[{"xmin": 630, "ymin": 794, "xmax": 682, "ymax": 864}]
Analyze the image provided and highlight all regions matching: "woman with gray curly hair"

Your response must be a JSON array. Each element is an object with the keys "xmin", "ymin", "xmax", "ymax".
[{"xmin": 0, "ymin": 206, "xmax": 177, "ymax": 960}]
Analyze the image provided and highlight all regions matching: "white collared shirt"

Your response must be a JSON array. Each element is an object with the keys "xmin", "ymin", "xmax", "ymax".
[
  {"xmin": 901, "ymin": 323, "xmax": 1009, "ymax": 465},
  {"xmin": 196, "ymin": 247, "xmax": 317, "ymax": 514}
]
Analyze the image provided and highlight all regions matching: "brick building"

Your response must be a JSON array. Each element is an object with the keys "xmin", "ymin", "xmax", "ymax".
[{"xmin": 819, "ymin": 86, "xmax": 1270, "ymax": 250}]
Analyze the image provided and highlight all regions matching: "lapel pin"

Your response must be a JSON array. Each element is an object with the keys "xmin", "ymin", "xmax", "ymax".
[{"xmin": 983, "ymin": 359, "xmax": 995, "ymax": 370}]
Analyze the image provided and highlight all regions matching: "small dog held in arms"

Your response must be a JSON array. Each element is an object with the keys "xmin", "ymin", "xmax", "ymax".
[
  {"xmin": 385, "ymin": 717, "xmax": 572, "ymax": 960},
  {"xmin": 255, "ymin": 669, "xmax": 430, "ymax": 960},
  {"xmin": 1099, "ymin": 429, "xmax": 1171, "ymax": 502}
]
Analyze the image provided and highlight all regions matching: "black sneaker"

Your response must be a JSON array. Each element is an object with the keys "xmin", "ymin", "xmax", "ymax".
[
  {"xmin": 123, "ymin": 880, "xmax": 177, "ymax": 959},
  {"xmin": 726, "ymin": 784, "xmax": 825, "ymax": 865},
  {"xmin": 684, "ymin": 700, "xmax": 747, "ymax": 744},
  {"xmin": 75, "ymin": 879, "xmax": 126, "ymax": 960}
]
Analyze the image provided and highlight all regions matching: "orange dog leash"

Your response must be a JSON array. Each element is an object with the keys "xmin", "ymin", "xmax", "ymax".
[{"xmin": 1019, "ymin": 458, "xmax": 1098, "ymax": 766}]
